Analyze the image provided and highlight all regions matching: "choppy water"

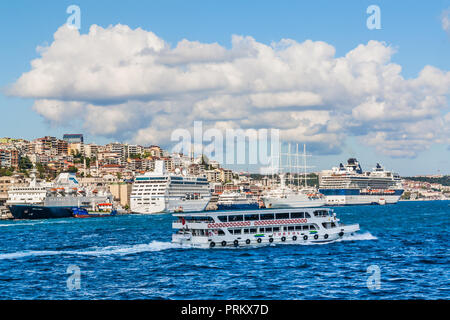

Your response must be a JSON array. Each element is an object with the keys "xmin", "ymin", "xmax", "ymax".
[{"xmin": 0, "ymin": 201, "xmax": 448, "ymax": 299}]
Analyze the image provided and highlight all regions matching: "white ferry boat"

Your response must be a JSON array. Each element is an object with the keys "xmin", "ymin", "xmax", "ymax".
[
  {"xmin": 319, "ymin": 158, "xmax": 404, "ymax": 205},
  {"xmin": 130, "ymin": 160, "xmax": 211, "ymax": 214},
  {"xmin": 172, "ymin": 208, "xmax": 359, "ymax": 248},
  {"xmin": 262, "ymin": 173, "xmax": 325, "ymax": 209}
]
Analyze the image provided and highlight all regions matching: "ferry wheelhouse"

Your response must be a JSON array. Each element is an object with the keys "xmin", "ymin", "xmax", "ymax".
[{"xmin": 172, "ymin": 208, "xmax": 359, "ymax": 248}]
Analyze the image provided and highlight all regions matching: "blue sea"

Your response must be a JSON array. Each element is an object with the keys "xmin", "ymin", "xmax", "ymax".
[{"xmin": 0, "ymin": 201, "xmax": 448, "ymax": 300}]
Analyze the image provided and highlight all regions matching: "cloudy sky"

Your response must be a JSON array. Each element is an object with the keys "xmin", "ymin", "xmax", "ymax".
[{"xmin": 1, "ymin": 0, "xmax": 449, "ymax": 175}]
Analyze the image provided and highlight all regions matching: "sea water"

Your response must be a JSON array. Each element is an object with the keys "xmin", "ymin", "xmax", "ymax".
[{"xmin": 0, "ymin": 200, "xmax": 448, "ymax": 299}]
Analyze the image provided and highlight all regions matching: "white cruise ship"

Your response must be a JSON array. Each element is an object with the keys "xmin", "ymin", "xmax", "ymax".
[
  {"xmin": 319, "ymin": 158, "xmax": 404, "ymax": 205},
  {"xmin": 130, "ymin": 160, "xmax": 211, "ymax": 214}
]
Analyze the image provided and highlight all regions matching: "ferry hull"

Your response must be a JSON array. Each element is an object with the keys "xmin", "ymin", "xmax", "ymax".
[{"xmin": 8, "ymin": 205, "xmax": 73, "ymax": 220}]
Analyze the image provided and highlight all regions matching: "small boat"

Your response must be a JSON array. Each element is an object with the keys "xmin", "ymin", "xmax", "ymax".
[
  {"xmin": 72, "ymin": 203, "xmax": 117, "ymax": 218},
  {"xmin": 172, "ymin": 207, "xmax": 360, "ymax": 248}
]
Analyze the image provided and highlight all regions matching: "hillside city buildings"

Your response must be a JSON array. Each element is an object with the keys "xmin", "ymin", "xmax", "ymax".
[{"xmin": 0, "ymin": 135, "xmax": 448, "ymax": 214}]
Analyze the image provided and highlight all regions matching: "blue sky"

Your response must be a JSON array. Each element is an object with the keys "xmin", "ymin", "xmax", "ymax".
[{"xmin": 0, "ymin": 0, "xmax": 449, "ymax": 176}]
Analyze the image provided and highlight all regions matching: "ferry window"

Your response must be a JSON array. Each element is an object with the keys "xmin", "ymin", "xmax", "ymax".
[
  {"xmin": 260, "ymin": 213, "xmax": 275, "ymax": 220},
  {"xmin": 288, "ymin": 226, "xmax": 295, "ymax": 231},
  {"xmin": 244, "ymin": 214, "xmax": 259, "ymax": 221},
  {"xmin": 218, "ymin": 216, "xmax": 228, "ymax": 222},
  {"xmin": 331, "ymin": 222, "xmax": 336, "ymax": 228},
  {"xmin": 291, "ymin": 212, "xmax": 304, "ymax": 219},
  {"xmin": 218, "ymin": 230, "xmax": 225, "ymax": 236},
  {"xmin": 273, "ymin": 227, "xmax": 280, "ymax": 232},
  {"xmin": 250, "ymin": 228, "xmax": 257, "ymax": 233},
  {"xmin": 229, "ymin": 215, "xmax": 244, "ymax": 222},
  {"xmin": 265, "ymin": 227, "xmax": 273, "ymax": 233},
  {"xmin": 303, "ymin": 225, "xmax": 309, "ymax": 230},
  {"xmin": 305, "ymin": 212, "xmax": 311, "ymax": 218},
  {"xmin": 310, "ymin": 225, "xmax": 317, "ymax": 230},
  {"xmin": 275, "ymin": 212, "xmax": 289, "ymax": 220},
  {"xmin": 322, "ymin": 222, "xmax": 331, "ymax": 229},
  {"xmin": 234, "ymin": 229, "xmax": 242, "ymax": 235},
  {"xmin": 243, "ymin": 229, "xmax": 249, "ymax": 234},
  {"xmin": 295, "ymin": 225, "xmax": 302, "ymax": 231}
]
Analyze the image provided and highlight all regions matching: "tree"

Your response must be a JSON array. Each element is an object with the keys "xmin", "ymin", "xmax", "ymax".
[
  {"xmin": 0, "ymin": 167, "xmax": 14, "ymax": 177},
  {"xmin": 19, "ymin": 156, "xmax": 33, "ymax": 170},
  {"xmin": 68, "ymin": 166, "xmax": 78, "ymax": 173},
  {"xmin": 35, "ymin": 162, "xmax": 46, "ymax": 179}
]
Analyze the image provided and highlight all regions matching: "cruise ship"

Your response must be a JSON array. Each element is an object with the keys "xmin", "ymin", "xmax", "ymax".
[
  {"xmin": 130, "ymin": 160, "xmax": 211, "ymax": 214},
  {"xmin": 7, "ymin": 173, "xmax": 113, "ymax": 219},
  {"xmin": 319, "ymin": 158, "xmax": 404, "ymax": 205}
]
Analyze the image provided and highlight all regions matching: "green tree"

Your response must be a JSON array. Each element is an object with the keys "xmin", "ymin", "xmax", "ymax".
[
  {"xmin": 19, "ymin": 156, "xmax": 33, "ymax": 170},
  {"xmin": 0, "ymin": 167, "xmax": 14, "ymax": 177},
  {"xmin": 68, "ymin": 166, "xmax": 78, "ymax": 173}
]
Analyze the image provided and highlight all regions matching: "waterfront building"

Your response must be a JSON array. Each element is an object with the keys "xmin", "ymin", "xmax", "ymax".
[{"xmin": 109, "ymin": 182, "xmax": 132, "ymax": 207}]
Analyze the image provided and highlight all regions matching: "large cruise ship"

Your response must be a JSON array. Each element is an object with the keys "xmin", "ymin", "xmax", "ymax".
[
  {"xmin": 130, "ymin": 160, "xmax": 211, "ymax": 214},
  {"xmin": 7, "ymin": 173, "xmax": 113, "ymax": 219},
  {"xmin": 319, "ymin": 158, "xmax": 404, "ymax": 205}
]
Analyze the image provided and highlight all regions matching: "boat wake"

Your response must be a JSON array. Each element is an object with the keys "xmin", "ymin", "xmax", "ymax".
[
  {"xmin": 0, "ymin": 241, "xmax": 180, "ymax": 260},
  {"xmin": 0, "ymin": 220, "xmax": 75, "ymax": 227},
  {"xmin": 339, "ymin": 232, "xmax": 378, "ymax": 241}
]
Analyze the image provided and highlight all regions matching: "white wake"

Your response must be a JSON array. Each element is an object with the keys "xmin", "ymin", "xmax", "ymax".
[
  {"xmin": 339, "ymin": 232, "xmax": 378, "ymax": 241},
  {"xmin": 0, "ymin": 241, "xmax": 180, "ymax": 260}
]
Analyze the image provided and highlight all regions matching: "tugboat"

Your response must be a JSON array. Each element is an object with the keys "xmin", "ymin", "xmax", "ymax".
[
  {"xmin": 72, "ymin": 203, "xmax": 117, "ymax": 218},
  {"xmin": 172, "ymin": 207, "xmax": 360, "ymax": 248}
]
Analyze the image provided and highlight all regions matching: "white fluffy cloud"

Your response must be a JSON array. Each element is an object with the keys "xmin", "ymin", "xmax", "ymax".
[{"xmin": 10, "ymin": 24, "xmax": 450, "ymax": 157}]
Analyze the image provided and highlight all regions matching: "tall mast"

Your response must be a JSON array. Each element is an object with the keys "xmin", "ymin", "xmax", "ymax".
[
  {"xmin": 296, "ymin": 143, "xmax": 299, "ymax": 189},
  {"xmin": 303, "ymin": 144, "xmax": 307, "ymax": 188}
]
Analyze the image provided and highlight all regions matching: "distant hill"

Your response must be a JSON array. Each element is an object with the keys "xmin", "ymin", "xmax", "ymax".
[{"xmin": 404, "ymin": 176, "xmax": 450, "ymax": 187}]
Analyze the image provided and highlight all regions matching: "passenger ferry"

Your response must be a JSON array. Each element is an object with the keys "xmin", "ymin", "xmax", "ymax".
[
  {"xmin": 130, "ymin": 160, "xmax": 211, "ymax": 214},
  {"xmin": 172, "ymin": 208, "xmax": 359, "ymax": 248}
]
